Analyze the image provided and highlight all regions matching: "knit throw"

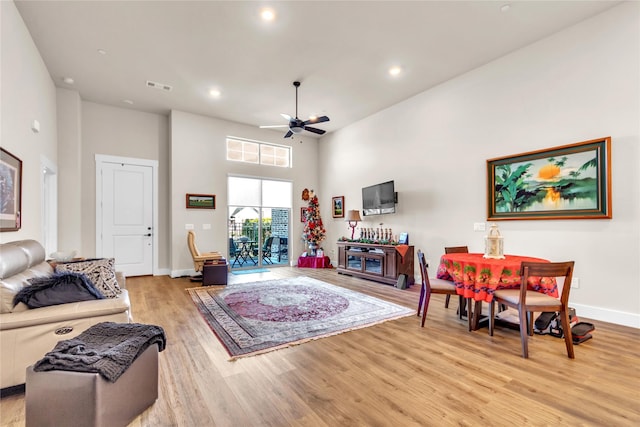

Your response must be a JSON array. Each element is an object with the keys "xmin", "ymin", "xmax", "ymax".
[{"xmin": 34, "ymin": 322, "xmax": 166, "ymax": 382}]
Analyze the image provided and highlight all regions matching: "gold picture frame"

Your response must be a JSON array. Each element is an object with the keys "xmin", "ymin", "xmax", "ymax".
[
  {"xmin": 487, "ymin": 137, "xmax": 611, "ymax": 220},
  {"xmin": 332, "ymin": 196, "xmax": 344, "ymax": 218}
]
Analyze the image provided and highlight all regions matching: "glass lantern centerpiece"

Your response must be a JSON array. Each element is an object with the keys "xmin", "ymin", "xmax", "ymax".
[{"xmin": 483, "ymin": 223, "xmax": 505, "ymax": 259}]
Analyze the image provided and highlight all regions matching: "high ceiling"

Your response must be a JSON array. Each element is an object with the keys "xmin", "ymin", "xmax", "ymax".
[{"xmin": 15, "ymin": 1, "xmax": 618, "ymax": 137}]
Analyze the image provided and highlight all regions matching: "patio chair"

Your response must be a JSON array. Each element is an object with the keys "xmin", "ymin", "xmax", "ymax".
[
  {"xmin": 229, "ymin": 238, "xmax": 243, "ymax": 267},
  {"xmin": 254, "ymin": 237, "xmax": 274, "ymax": 264}
]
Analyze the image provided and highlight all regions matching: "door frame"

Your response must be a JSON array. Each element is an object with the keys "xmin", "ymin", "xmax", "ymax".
[
  {"xmin": 40, "ymin": 155, "xmax": 58, "ymax": 257},
  {"xmin": 227, "ymin": 175, "xmax": 292, "ymax": 269},
  {"xmin": 95, "ymin": 154, "xmax": 159, "ymax": 275}
]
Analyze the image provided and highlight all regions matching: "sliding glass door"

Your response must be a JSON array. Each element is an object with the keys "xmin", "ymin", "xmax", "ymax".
[{"xmin": 228, "ymin": 177, "xmax": 291, "ymax": 270}]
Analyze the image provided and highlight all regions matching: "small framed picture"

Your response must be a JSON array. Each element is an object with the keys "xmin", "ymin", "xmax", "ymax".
[
  {"xmin": 186, "ymin": 194, "xmax": 215, "ymax": 209},
  {"xmin": 0, "ymin": 148, "xmax": 22, "ymax": 231},
  {"xmin": 300, "ymin": 207, "xmax": 306, "ymax": 223},
  {"xmin": 398, "ymin": 232, "xmax": 409, "ymax": 245},
  {"xmin": 332, "ymin": 196, "xmax": 344, "ymax": 218}
]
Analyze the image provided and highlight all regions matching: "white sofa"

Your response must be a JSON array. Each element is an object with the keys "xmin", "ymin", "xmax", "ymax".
[{"xmin": 0, "ymin": 240, "xmax": 131, "ymax": 390}]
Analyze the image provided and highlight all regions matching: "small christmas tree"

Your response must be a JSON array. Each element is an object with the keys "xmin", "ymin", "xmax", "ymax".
[{"xmin": 301, "ymin": 188, "xmax": 326, "ymax": 253}]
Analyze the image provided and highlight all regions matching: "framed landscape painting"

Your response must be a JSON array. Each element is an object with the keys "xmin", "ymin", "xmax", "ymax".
[
  {"xmin": 0, "ymin": 148, "xmax": 22, "ymax": 231},
  {"xmin": 487, "ymin": 137, "xmax": 611, "ymax": 220},
  {"xmin": 332, "ymin": 196, "xmax": 344, "ymax": 218},
  {"xmin": 186, "ymin": 194, "xmax": 215, "ymax": 209}
]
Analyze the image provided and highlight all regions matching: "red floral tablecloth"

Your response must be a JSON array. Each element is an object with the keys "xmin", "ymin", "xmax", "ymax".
[
  {"xmin": 436, "ymin": 253, "xmax": 558, "ymax": 302},
  {"xmin": 297, "ymin": 256, "xmax": 332, "ymax": 269}
]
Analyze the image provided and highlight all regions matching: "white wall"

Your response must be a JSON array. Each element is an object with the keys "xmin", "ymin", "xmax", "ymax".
[
  {"xmin": 80, "ymin": 102, "xmax": 170, "ymax": 268},
  {"xmin": 319, "ymin": 2, "xmax": 640, "ymax": 327},
  {"xmin": 0, "ymin": 1, "xmax": 57, "ymax": 243},
  {"xmin": 56, "ymin": 87, "xmax": 82, "ymax": 252},
  {"xmin": 169, "ymin": 110, "xmax": 319, "ymax": 276}
]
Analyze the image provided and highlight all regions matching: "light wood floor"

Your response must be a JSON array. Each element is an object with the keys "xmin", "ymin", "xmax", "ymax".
[{"xmin": 2, "ymin": 267, "xmax": 639, "ymax": 426}]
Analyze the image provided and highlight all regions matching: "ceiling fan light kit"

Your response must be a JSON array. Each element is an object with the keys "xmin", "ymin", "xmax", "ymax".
[{"xmin": 260, "ymin": 81, "xmax": 330, "ymax": 138}]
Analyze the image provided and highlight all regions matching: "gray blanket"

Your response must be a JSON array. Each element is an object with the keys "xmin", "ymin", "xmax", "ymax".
[{"xmin": 34, "ymin": 322, "xmax": 166, "ymax": 382}]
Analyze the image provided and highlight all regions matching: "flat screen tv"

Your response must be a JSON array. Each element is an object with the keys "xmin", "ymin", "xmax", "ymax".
[{"xmin": 362, "ymin": 180, "xmax": 396, "ymax": 216}]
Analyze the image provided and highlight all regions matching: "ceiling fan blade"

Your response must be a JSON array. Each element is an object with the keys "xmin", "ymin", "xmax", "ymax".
[
  {"xmin": 304, "ymin": 126, "xmax": 326, "ymax": 135},
  {"xmin": 259, "ymin": 124, "xmax": 289, "ymax": 129},
  {"xmin": 304, "ymin": 115, "xmax": 330, "ymax": 125},
  {"xmin": 284, "ymin": 130, "xmax": 293, "ymax": 138},
  {"xmin": 281, "ymin": 113, "xmax": 292, "ymax": 121}
]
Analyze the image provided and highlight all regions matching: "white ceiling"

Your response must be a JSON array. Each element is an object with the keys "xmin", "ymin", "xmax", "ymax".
[{"xmin": 15, "ymin": 1, "xmax": 619, "ymax": 138}]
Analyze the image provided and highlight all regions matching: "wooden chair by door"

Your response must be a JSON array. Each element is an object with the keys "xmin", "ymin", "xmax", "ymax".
[
  {"xmin": 443, "ymin": 246, "xmax": 469, "ymax": 309},
  {"xmin": 489, "ymin": 261, "xmax": 576, "ymax": 359},
  {"xmin": 417, "ymin": 250, "xmax": 461, "ymax": 328}
]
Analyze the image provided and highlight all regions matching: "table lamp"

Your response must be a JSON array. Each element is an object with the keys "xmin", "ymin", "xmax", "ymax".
[{"xmin": 346, "ymin": 210, "xmax": 362, "ymax": 240}]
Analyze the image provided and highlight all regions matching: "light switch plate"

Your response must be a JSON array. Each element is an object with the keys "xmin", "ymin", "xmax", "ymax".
[
  {"xmin": 473, "ymin": 222, "xmax": 486, "ymax": 232},
  {"xmin": 202, "ymin": 224, "xmax": 211, "ymax": 230},
  {"xmin": 185, "ymin": 224, "xmax": 194, "ymax": 230}
]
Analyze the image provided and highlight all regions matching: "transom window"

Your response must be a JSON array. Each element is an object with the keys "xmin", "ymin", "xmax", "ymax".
[{"xmin": 226, "ymin": 137, "xmax": 291, "ymax": 168}]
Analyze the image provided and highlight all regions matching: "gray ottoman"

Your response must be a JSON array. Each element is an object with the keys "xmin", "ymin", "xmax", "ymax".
[{"xmin": 26, "ymin": 344, "xmax": 159, "ymax": 427}]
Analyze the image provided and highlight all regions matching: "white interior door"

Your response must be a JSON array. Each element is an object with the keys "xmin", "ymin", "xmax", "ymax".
[{"xmin": 97, "ymin": 160, "xmax": 153, "ymax": 276}]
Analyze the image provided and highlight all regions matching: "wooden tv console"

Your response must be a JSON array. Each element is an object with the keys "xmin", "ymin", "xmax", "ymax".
[{"xmin": 336, "ymin": 242, "xmax": 414, "ymax": 287}]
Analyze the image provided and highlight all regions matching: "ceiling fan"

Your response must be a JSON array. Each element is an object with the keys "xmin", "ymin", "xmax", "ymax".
[{"xmin": 260, "ymin": 81, "xmax": 330, "ymax": 138}]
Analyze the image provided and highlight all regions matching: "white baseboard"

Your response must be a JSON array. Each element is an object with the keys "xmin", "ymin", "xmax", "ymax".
[
  {"xmin": 571, "ymin": 303, "xmax": 639, "ymax": 328},
  {"xmin": 154, "ymin": 268, "xmax": 170, "ymax": 276}
]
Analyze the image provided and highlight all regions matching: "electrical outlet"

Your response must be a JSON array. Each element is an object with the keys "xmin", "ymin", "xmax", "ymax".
[
  {"xmin": 572, "ymin": 277, "xmax": 580, "ymax": 289},
  {"xmin": 473, "ymin": 222, "xmax": 486, "ymax": 232},
  {"xmin": 185, "ymin": 224, "xmax": 194, "ymax": 230}
]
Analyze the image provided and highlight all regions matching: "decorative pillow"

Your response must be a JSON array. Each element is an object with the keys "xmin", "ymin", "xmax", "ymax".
[
  {"xmin": 55, "ymin": 258, "xmax": 121, "ymax": 298},
  {"xmin": 13, "ymin": 271, "xmax": 105, "ymax": 309}
]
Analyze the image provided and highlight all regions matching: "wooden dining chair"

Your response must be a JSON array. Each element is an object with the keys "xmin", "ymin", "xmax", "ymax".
[
  {"xmin": 443, "ymin": 246, "xmax": 469, "ymax": 309},
  {"xmin": 417, "ymin": 250, "xmax": 464, "ymax": 328},
  {"xmin": 489, "ymin": 261, "xmax": 576, "ymax": 359}
]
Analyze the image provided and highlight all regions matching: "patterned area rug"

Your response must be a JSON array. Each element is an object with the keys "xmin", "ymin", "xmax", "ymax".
[{"xmin": 187, "ymin": 276, "xmax": 413, "ymax": 360}]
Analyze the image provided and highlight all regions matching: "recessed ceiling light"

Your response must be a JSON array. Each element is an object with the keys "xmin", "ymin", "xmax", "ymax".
[
  {"xmin": 122, "ymin": 99, "xmax": 134, "ymax": 105},
  {"xmin": 501, "ymin": 4, "xmax": 511, "ymax": 13},
  {"xmin": 260, "ymin": 8, "xmax": 275, "ymax": 21},
  {"xmin": 388, "ymin": 66, "xmax": 402, "ymax": 77},
  {"xmin": 209, "ymin": 89, "xmax": 221, "ymax": 98},
  {"xmin": 97, "ymin": 48, "xmax": 107, "ymax": 55},
  {"xmin": 62, "ymin": 77, "xmax": 74, "ymax": 84}
]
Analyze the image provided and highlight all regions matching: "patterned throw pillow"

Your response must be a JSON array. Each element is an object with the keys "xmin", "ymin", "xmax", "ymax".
[{"xmin": 55, "ymin": 258, "xmax": 121, "ymax": 298}]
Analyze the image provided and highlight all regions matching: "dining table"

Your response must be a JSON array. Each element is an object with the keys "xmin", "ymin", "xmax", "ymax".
[{"xmin": 436, "ymin": 253, "xmax": 558, "ymax": 330}]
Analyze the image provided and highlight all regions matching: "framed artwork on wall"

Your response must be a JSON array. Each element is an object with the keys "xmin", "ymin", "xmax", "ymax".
[
  {"xmin": 300, "ymin": 207, "xmax": 306, "ymax": 223},
  {"xmin": 186, "ymin": 194, "xmax": 216, "ymax": 209},
  {"xmin": 332, "ymin": 196, "xmax": 344, "ymax": 218},
  {"xmin": 0, "ymin": 148, "xmax": 22, "ymax": 231},
  {"xmin": 487, "ymin": 137, "xmax": 611, "ymax": 220}
]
